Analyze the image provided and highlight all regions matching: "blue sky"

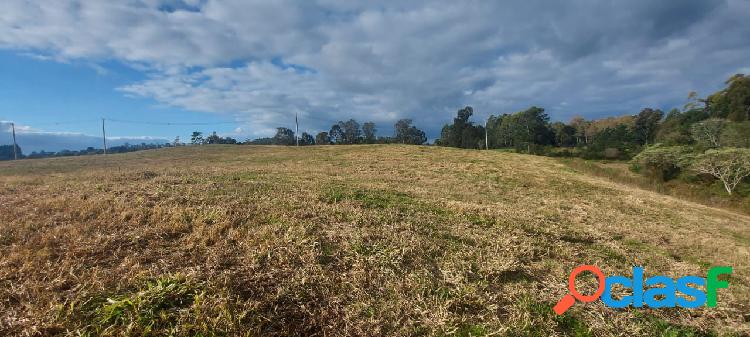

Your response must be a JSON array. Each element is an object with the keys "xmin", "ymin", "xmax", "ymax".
[{"xmin": 1, "ymin": 0, "xmax": 749, "ymax": 152}]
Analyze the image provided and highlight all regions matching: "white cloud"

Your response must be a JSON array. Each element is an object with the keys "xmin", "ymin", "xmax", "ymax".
[{"xmin": 0, "ymin": 0, "xmax": 748, "ymax": 137}]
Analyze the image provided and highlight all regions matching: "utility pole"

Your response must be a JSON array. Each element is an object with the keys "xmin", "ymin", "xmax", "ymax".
[
  {"xmin": 11, "ymin": 122, "xmax": 18, "ymax": 160},
  {"xmin": 102, "ymin": 118, "xmax": 107, "ymax": 155},
  {"xmin": 295, "ymin": 112, "xmax": 299, "ymax": 147},
  {"xmin": 484, "ymin": 117, "xmax": 490, "ymax": 150}
]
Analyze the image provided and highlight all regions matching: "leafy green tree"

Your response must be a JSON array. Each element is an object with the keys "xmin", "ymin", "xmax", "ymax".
[
  {"xmin": 362, "ymin": 122, "xmax": 377, "ymax": 144},
  {"xmin": 394, "ymin": 119, "xmax": 427, "ymax": 145},
  {"xmin": 708, "ymin": 74, "xmax": 750, "ymax": 121},
  {"xmin": 315, "ymin": 132, "xmax": 331, "ymax": 145},
  {"xmin": 690, "ymin": 119, "xmax": 727, "ymax": 149},
  {"xmin": 632, "ymin": 145, "xmax": 694, "ymax": 181},
  {"xmin": 550, "ymin": 122, "xmax": 576, "ymax": 147},
  {"xmin": 329, "ymin": 124, "xmax": 344, "ymax": 144},
  {"xmin": 190, "ymin": 131, "xmax": 204, "ymax": 145},
  {"xmin": 300, "ymin": 132, "xmax": 315, "ymax": 145},
  {"xmin": 273, "ymin": 127, "xmax": 296, "ymax": 145},
  {"xmin": 632, "ymin": 108, "xmax": 664, "ymax": 145},
  {"xmin": 331, "ymin": 119, "xmax": 361, "ymax": 144},
  {"xmin": 655, "ymin": 108, "xmax": 709, "ymax": 145},
  {"xmin": 586, "ymin": 124, "xmax": 638, "ymax": 159},
  {"xmin": 508, "ymin": 106, "xmax": 553, "ymax": 153},
  {"xmin": 206, "ymin": 132, "xmax": 221, "ymax": 144},
  {"xmin": 720, "ymin": 121, "xmax": 750, "ymax": 148}
]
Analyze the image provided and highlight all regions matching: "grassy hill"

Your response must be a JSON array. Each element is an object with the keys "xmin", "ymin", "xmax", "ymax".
[{"xmin": 0, "ymin": 145, "xmax": 748, "ymax": 336}]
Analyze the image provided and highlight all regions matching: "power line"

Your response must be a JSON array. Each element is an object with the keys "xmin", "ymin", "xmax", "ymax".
[{"xmin": 105, "ymin": 118, "xmax": 237, "ymax": 126}]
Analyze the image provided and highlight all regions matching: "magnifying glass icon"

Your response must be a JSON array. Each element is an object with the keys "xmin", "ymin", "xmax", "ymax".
[{"xmin": 553, "ymin": 265, "xmax": 606, "ymax": 315}]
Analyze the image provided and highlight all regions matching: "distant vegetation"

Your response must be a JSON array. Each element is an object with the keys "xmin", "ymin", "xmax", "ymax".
[
  {"xmin": 3, "ymin": 74, "xmax": 749, "ymax": 199},
  {"xmin": 242, "ymin": 118, "xmax": 428, "ymax": 146},
  {"xmin": 436, "ymin": 74, "xmax": 750, "ymax": 197}
]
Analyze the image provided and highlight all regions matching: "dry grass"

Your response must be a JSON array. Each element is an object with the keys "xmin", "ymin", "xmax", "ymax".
[{"xmin": 0, "ymin": 145, "xmax": 747, "ymax": 336}]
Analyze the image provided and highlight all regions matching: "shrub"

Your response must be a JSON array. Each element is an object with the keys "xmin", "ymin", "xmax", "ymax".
[{"xmin": 631, "ymin": 145, "xmax": 695, "ymax": 181}]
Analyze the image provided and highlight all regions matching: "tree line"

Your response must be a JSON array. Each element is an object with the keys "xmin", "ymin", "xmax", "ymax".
[
  {"xmin": 434, "ymin": 74, "xmax": 750, "ymax": 195},
  {"xmin": 207, "ymin": 118, "xmax": 427, "ymax": 146}
]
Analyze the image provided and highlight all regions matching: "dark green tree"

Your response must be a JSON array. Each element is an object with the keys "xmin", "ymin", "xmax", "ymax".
[
  {"xmin": 394, "ymin": 119, "xmax": 427, "ymax": 145},
  {"xmin": 315, "ymin": 131, "xmax": 331, "ymax": 145},
  {"xmin": 273, "ymin": 127, "xmax": 296, "ymax": 145},
  {"xmin": 190, "ymin": 131, "xmax": 204, "ymax": 145},
  {"xmin": 632, "ymin": 108, "xmax": 664, "ymax": 145},
  {"xmin": 329, "ymin": 124, "xmax": 344, "ymax": 144},
  {"xmin": 300, "ymin": 132, "xmax": 315, "ymax": 145},
  {"xmin": 362, "ymin": 122, "xmax": 377, "ymax": 144}
]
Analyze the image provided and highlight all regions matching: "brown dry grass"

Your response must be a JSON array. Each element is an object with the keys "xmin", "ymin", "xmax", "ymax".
[{"xmin": 0, "ymin": 145, "xmax": 748, "ymax": 336}]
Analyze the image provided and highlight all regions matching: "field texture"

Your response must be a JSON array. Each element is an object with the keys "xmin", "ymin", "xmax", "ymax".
[{"xmin": 0, "ymin": 145, "xmax": 748, "ymax": 336}]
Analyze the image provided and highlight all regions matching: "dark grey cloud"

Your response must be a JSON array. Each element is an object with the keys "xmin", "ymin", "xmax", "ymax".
[{"xmin": 1, "ymin": 0, "xmax": 748, "ymax": 139}]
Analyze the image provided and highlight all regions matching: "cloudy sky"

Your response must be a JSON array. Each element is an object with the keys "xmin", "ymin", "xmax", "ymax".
[{"xmin": 1, "ymin": 0, "xmax": 749, "ymax": 152}]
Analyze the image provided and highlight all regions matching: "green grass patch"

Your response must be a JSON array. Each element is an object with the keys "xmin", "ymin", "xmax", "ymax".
[
  {"xmin": 634, "ymin": 312, "xmax": 720, "ymax": 337},
  {"xmin": 65, "ymin": 274, "xmax": 203, "ymax": 336}
]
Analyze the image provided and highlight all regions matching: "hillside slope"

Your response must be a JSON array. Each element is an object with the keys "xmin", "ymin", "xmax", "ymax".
[{"xmin": 0, "ymin": 145, "xmax": 748, "ymax": 336}]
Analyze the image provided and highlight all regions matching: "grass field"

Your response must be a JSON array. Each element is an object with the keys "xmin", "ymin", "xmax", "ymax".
[{"xmin": 0, "ymin": 145, "xmax": 748, "ymax": 336}]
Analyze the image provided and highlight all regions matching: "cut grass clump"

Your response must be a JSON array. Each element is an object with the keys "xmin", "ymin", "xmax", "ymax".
[
  {"xmin": 506, "ymin": 297, "xmax": 593, "ymax": 337},
  {"xmin": 321, "ymin": 186, "xmax": 416, "ymax": 210},
  {"xmin": 634, "ymin": 312, "xmax": 720, "ymax": 337},
  {"xmin": 66, "ymin": 274, "xmax": 203, "ymax": 336}
]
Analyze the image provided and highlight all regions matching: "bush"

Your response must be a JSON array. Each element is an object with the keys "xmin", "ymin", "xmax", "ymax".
[{"xmin": 631, "ymin": 145, "xmax": 695, "ymax": 181}]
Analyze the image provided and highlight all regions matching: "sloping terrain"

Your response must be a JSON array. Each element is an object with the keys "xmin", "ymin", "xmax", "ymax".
[{"xmin": 0, "ymin": 145, "xmax": 748, "ymax": 336}]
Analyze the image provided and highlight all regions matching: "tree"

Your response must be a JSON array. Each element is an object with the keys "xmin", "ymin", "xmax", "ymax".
[
  {"xmin": 632, "ymin": 145, "xmax": 694, "ymax": 181},
  {"xmin": 632, "ymin": 108, "xmax": 664, "ymax": 145},
  {"xmin": 339, "ymin": 119, "xmax": 362, "ymax": 144},
  {"xmin": 329, "ymin": 125, "xmax": 344, "ymax": 144},
  {"xmin": 690, "ymin": 119, "xmax": 727, "ymax": 149},
  {"xmin": 438, "ymin": 106, "xmax": 485, "ymax": 149},
  {"xmin": 586, "ymin": 124, "xmax": 638, "ymax": 159},
  {"xmin": 300, "ymin": 132, "xmax": 315, "ymax": 145},
  {"xmin": 190, "ymin": 131, "xmax": 204, "ymax": 145},
  {"xmin": 692, "ymin": 148, "xmax": 750, "ymax": 195},
  {"xmin": 362, "ymin": 122, "xmax": 377, "ymax": 144},
  {"xmin": 655, "ymin": 108, "xmax": 709, "ymax": 145},
  {"xmin": 316, "ymin": 132, "xmax": 331, "ymax": 145},
  {"xmin": 708, "ymin": 74, "xmax": 750, "ymax": 121},
  {"xmin": 172, "ymin": 136, "xmax": 182, "ymax": 146},
  {"xmin": 508, "ymin": 106, "xmax": 553, "ymax": 153},
  {"xmin": 273, "ymin": 127, "xmax": 296, "ymax": 145},
  {"xmin": 569, "ymin": 116, "xmax": 591, "ymax": 145},
  {"xmin": 394, "ymin": 119, "xmax": 427, "ymax": 145},
  {"xmin": 720, "ymin": 121, "xmax": 750, "ymax": 148},
  {"xmin": 550, "ymin": 122, "xmax": 576, "ymax": 147},
  {"xmin": 206, "ymin": 131, "xmax": 222, "ymax": 144}
]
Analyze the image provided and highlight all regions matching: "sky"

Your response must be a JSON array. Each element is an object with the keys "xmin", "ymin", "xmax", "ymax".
[{"xmin": 1, "ymin": 0, "xmax": 749, "ymax": 152}]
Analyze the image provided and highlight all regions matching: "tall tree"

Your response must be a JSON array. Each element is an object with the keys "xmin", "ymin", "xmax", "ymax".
[
  {"xmin": 708, "ymin": 74, "xmax": 750, "ymax": 121},
  {"xmin": 206, "ymin": 131, "xmax": 222, "ymax": 144},
  {"xmin": 300, "ymin": 132, "xmax": 315, "ymax": 145},
  {"xmin": 362, "ymin": 122, "xmax": 377, "ymax": 144},
  {"xmin": 394, "ymin": 119, "xmax": 427, "ymax": 145},
  {"xmin": 316, "ymin": 131, "xmax": 331, "ymax": 145},
  {"xmin": 273, "ymin": 127, "xmax": 296, "ymax": 145},
  {"xmin": 190, "ymin": 131, "xmax": 204, "ymax": 145},
  {"xmin": 329, "ymin": 124, "xmax": 345, "ymax": 144},
  {"xmin": 550, "ymin": 122, "xmax": 576, "ymax": 147},
  {"xmin": 632, "ymin": 108, "xmax": 664, "ymax": 145},
  {"xmin": 509, "ymin": 106, "xmax": 553, "ymax": 152}
]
